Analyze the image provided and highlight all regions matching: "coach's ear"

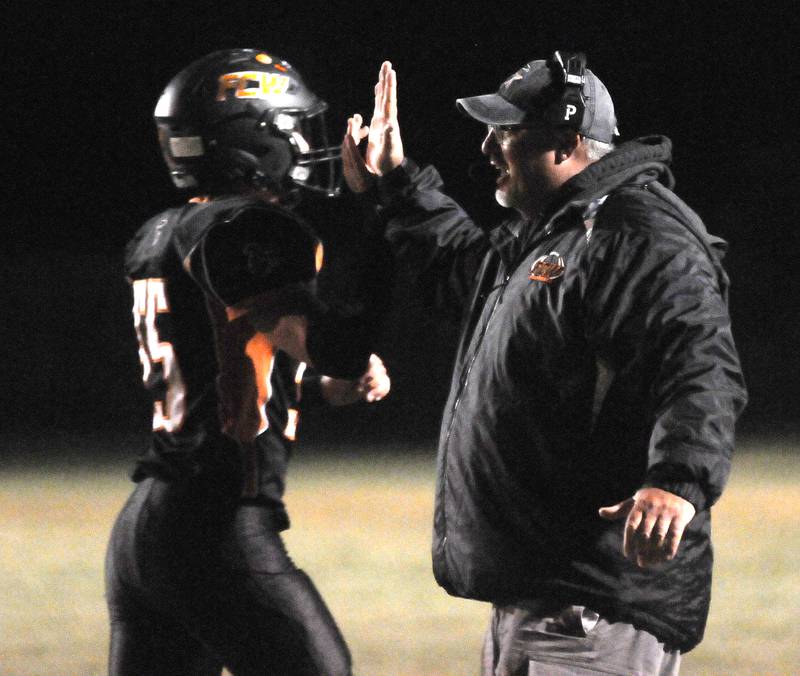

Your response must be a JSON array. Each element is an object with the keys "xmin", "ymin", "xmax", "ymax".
[{"xmin": 554, "ymin": 130, "xmax": 581, "ymax": 164}]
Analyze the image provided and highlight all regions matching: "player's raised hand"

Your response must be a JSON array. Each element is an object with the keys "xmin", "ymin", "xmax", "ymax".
[
  {"xmin": 342, "ymin": 61, "xmax": 404, "ymax": 193},
  {"xmin": 598, "ymin": 487, "xmax": 696, "ymax": 568},
  {"xmin": 342, "ymin": 114, "xmax": 372, "ymax": 193}
]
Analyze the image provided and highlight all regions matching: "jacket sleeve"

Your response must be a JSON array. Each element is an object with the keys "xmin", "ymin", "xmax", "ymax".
[
  {"xmin": 582, "ymin": 193, "xmax": 747, "ymax": 511},
  {"xmin": 371, "ymin": 158, "xmax": 491, "ymax": 318}
]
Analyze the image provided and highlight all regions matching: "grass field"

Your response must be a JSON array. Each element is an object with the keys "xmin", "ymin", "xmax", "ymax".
[{"xmin": 1, "ymin": 434, "xmax": 798, "ymax": 675}]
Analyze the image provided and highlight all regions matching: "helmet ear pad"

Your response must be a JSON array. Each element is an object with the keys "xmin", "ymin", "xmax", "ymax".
[{"xmin": 207, "ymin": 116, "xmax": 294, "ymax": 191}]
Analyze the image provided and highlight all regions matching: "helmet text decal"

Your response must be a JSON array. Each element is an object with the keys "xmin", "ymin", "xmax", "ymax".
[{"xmin": 216, "ymin": 71, "xmax": 291, "ymax": 100}]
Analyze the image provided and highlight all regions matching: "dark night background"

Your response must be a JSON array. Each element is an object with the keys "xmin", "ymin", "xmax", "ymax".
[{"xmin": 3, "ymin": 2, "xmax": 798, "ymax": 455}]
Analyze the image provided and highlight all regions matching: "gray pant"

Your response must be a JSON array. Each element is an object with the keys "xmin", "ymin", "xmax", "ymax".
[{"xmin": 481, "ymin": 603, "xmax": 680, "ymax": 676}]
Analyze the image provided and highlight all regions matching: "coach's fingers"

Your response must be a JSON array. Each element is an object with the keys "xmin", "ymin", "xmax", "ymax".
[
  {"xmin": 599, "ymin": 497, "xmax": 634, "ymax": 556},
  {"xmin": 631, "ymin": 488, "xmax": 696, "ymax": 566},
  {"xmin": 373, "ymin": 80, "xmax": 382, "ymax": 120},
  {"xmin": 666, "ymin": 510, "xmax": 693, "ymax": 560},
  {"xmin": 646, "ymin": 514, "xmax": 671, "ymax": 562},
  {"xmin": 373, "ymin": 61, "xmax": 390, "ymax": 121},
  {"xmin": 651, "ymin": 513, "xmax": 670, "ymax": 548},
  {"xmin": 380, "ymin": 61, "xmax": 393, "ymax": 118},
  {"xmin": 386, "ymin": 64, "xmax": 398, "ymax": 120},
  {"xmin": 635, "ymin": 513, "xmax": 670, "ymax": 567},
  {"xmin": 633, "ymin": 509, "xmax": 659, "ymax": 556},
  {"xmin": 598, "ymin": 497, "xmax": 634, "ymax": 521},
  {"xmin": 623, "ymin": 506, "xmax": 644, "ymax": 561}
]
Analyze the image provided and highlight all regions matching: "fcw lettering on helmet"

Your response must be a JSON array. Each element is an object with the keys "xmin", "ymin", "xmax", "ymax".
[{"xmin": 216, "ymin": 71, "xmax": 291, "ymax": 100}]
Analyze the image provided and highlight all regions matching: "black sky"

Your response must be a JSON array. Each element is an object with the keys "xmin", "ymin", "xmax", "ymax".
[{"xmin": 4, "ymin": 2, "xmax": 798, "ymax": 442}]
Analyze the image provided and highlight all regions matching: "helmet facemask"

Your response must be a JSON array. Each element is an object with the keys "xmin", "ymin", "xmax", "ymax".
[{"xmin": 263, "ymin": 105, "xmax": 342, "ymax": 198}]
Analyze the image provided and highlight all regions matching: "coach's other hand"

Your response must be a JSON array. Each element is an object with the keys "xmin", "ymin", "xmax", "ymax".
[
  {"xmin": 342, "ymin": 61, "xmax": 404, "ymax": 193},
  {"xmin": 599, "ymin": 488, "xmax": 696, "ymax": 568}
]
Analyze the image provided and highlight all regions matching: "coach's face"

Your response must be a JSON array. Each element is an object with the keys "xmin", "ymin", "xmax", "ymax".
[{"xmin": 481, "ymin": 123, "xmax": 564, "ymax": 219}]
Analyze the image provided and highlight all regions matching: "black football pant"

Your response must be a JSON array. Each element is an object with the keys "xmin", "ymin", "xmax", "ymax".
[{"xmin": 105, "ymin": 476, "xmax": 351, "ymax": 675}]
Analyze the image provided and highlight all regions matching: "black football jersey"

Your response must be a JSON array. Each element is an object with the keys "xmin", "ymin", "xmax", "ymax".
[{"xmin": 124, "ymin": 196, "xmax": 322, "ymax": 522}]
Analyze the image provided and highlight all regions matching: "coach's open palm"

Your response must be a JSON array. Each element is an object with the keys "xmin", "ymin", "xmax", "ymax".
[
  {"xmin": 343, "ymin": 61, "xmax": 404, "ymax": 193},
  {"xmin": 599, "ymin": 487, "xmax": 696, "ymax": 568}
]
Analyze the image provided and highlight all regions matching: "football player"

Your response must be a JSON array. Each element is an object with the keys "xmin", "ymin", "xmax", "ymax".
[{"xmin": 105, "ymin": 49, "xmax": 389, "ymax": 675}]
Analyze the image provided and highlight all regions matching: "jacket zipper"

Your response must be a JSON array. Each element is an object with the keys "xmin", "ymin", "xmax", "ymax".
[
  {"xmin": 443, "ymin": 270, "xmax": 510, "ymax": 458},
  {"xmin": 437, "ymin": 223, "xmax": 554, "ymax": 550},
  {"xmin": 438, "ymin": 270, "xmax": 509, "ymax": 553},
  {"xmin": 443, "ymin": 216, "xmax": 558, "ymax": 449},
  {"xmin": 437, "ymin": 220, "xmax": 560, "ymax": 553}
]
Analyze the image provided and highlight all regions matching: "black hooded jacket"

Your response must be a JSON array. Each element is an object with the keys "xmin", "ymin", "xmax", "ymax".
[{"xmin": 374, "ymin": 136, "xmax": 747, "ymax": 651}]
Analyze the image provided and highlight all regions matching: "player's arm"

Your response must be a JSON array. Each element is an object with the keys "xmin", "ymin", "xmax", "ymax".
[
  {"xmin": 231, "ymin": 286, "xmax": 314, "ymax": 364},
  {"xmin": 235, "ymin": 297, "xmax": 393, "ymax": 391},
  {"xmin": 229, "ymin": 284, "xmax": 378, "ymax": 380},
  {"xmin": 194, "ymin": 206, "xmax": 376, "ymax": 378}
]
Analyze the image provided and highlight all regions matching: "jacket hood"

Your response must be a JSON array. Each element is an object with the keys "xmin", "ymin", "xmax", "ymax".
[
  {"xmin": 554, "ymin": 135, "xmax": 674, "ymax": 214},
  {"xmin": 516, "ymin": 135, "xmax": 673, "ymax": 252},
  {"xmin": 530, "ymin": 134, "xmax": 730, "ymax": 295}
]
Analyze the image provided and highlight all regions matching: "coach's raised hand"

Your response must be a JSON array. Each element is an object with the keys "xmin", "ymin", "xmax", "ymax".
[{"xmin": 342, "ymin": 61, "xmax": 405, "ymax": 193}]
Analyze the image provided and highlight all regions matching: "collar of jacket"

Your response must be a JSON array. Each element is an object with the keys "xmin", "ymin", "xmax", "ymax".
[
  {"xmin": 487, "ymin": 219, "xmax": 526, "ymax": 269},
  {"xmin": 518, "ymin": 135, "xmax": 675, "ymax": 250}
]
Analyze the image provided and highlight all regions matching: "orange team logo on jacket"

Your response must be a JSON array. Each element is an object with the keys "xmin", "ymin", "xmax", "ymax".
[{"xmin": 529, "ymin": 252, "xmax": 566, "ymax": 283}]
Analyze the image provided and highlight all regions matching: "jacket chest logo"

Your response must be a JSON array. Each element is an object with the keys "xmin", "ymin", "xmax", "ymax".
[{"xmin": 529, "ymin": 252, "xmax": 565, "ymax": 283}]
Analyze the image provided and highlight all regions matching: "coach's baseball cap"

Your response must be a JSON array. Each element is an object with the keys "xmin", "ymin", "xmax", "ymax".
[{"xmin": 456, "ymin": 54, "xmax": 618, "ymax": 143}]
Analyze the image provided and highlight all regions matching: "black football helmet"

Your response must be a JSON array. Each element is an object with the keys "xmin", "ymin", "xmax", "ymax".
[{"xmin": 154, "ymin": 49, "xmax": 341, "ymax": 197}]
